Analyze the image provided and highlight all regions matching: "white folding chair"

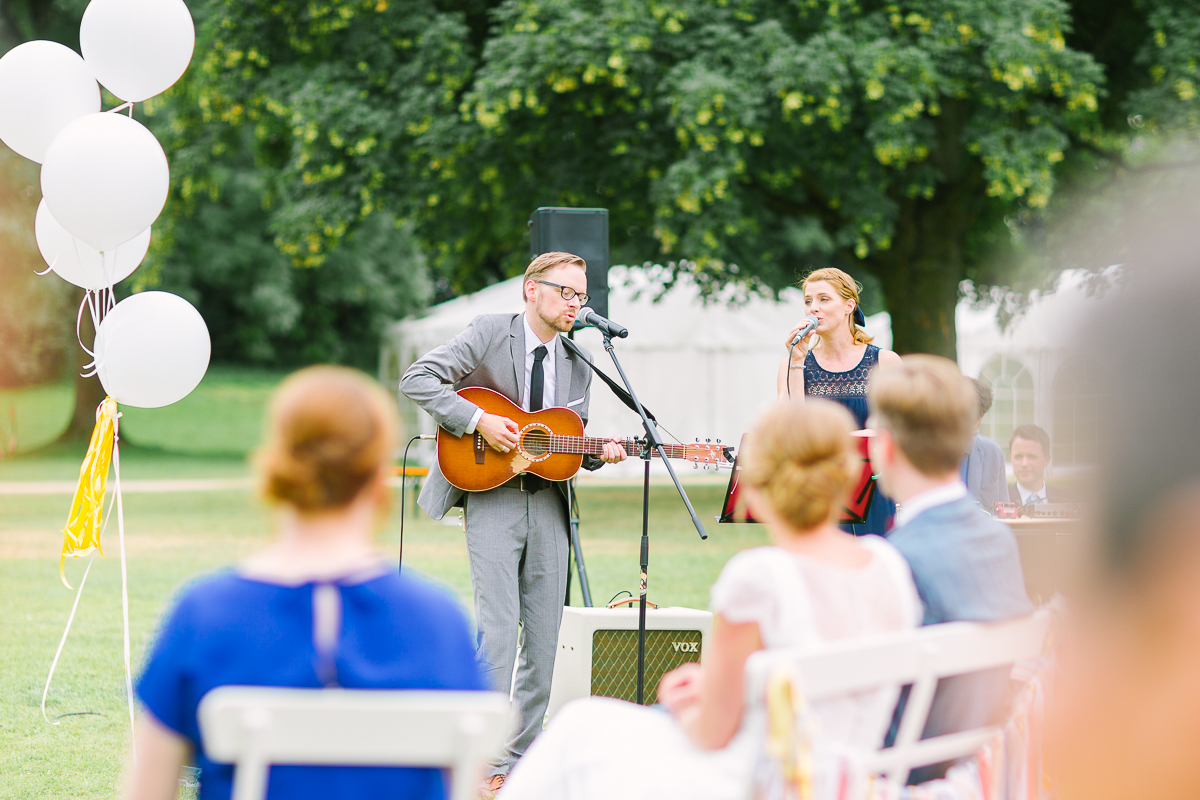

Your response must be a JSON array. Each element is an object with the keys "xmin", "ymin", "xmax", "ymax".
[
  {"xmin": 197, "ymin": 687, "xmax": 512, "ymax": 800},
  {"xmin": 745, "ymin": 609, "xmax": 1052, "ymax": 790}
]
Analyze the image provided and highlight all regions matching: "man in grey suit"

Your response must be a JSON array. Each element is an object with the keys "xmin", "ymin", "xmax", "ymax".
[
  {"xmin": 961, "ymin": 378, "xmax": 1007, "ymax": 512},
  {"xmin": 400, "ymin": 252, "xmax": 626, "ymax": 792},
  {"xmin": 868, "ymin": 356, "xmax": 1032, "ymax": 783}
]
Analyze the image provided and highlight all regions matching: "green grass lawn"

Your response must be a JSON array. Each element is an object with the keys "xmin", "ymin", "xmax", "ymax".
[
  {"xmin": 0, "ymin": 364, "xmax": 766, "ymax": 797},
  {"xmin": 0, "ymin": 482, "xmax": 767, "ymax": 799},
  {"xmin": 0, "ymin": 382, "xmax": 74, "ymax": 456},
  {"xmin": 0, "ymin": 365, "xmax": 285, "ymax": 480}
]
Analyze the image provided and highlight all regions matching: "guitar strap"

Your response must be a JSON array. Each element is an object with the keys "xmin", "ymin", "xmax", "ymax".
[{"xmin": 558, "ymin": 334, "xmax": 657, "ymax": 422}]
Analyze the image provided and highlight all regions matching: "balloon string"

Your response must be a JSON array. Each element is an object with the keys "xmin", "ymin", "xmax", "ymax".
[
  {"xmin": 77, "ymin": 291, "xmax": 101, "ymax": 378},
  {"xmin": 76, "ymin": 294, "xmax": 96, "ymax": 359},
  {"xmin": 40, "ymin": 554, "xmax": 95, "ymax": 725},
  {"xmin": 35, "ymin": 252, "xmax": 56, "ymax": 277},
  {"xmin": 113, "ymin": 418, "xmax": 137, "ymax": 758},
  {"xmin": 41, "ymin": 483, "xmax": 117, "ymax": 725},
  {"xmin": 107, "ymin": 101, "xmax": 133, "ymax": 115}
]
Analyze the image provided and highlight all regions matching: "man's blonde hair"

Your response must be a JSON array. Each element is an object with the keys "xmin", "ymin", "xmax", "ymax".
[
  {"xmin": 523, "ymin": 251, "xmax": 586, "ymax": 298},
  {"xmin": 867, "ymin": 355, "xmax": 977, "ymax": 475}
]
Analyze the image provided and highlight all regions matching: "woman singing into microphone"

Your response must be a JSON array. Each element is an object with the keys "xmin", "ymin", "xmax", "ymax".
[{"xmin": 777, "ymin": 268, "xmax": 901, "ymax": 535}]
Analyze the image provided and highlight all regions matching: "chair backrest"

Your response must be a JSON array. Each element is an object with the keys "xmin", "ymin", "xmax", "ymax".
[
  {"xmin": 744, "ymin": 610, "xmax": 1051, "ymax": 789},
  {"xmin": 197, "ymin": 687, "xmax": 511, "ymax": 800}
]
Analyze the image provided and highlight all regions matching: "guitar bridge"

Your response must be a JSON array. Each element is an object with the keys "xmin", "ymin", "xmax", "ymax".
[{"xmin": 474, "ymin": 432, "xmax": 485, "ymax": 464}]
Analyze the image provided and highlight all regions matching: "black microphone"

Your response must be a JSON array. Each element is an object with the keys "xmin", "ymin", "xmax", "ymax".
[
  {"xmin": 790, "ymin": 314, "xmax": 820, "ymax": 346},
  {"xmin": 578, "ymin": 306, "xmax": 629, "ymax": 338}
]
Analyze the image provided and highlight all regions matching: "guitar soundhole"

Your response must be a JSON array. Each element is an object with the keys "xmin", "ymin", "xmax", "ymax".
[
  {"xmin": 518, "ymin": 423, "xmax": 553, "ymax": 461},
  {"xmin": 522, "ymin": 430, "xmax": 550, "ymax": 456}
]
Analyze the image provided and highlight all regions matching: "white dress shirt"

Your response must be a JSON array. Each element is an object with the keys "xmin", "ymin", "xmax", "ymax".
[
  {"xmin": 466, "ymin": 313, "xmax": 557, "ymax": 433},
  {"xmin": 1015, "ymin": 481, "xmax": 1046, "ymax": 506},
  {"xmin": 521, "ymin": 312, "xmax": 557, "ymax": 412},
  {"xmin": 893, "ymin": 481, "xmax": 968, "ymax": 529}
]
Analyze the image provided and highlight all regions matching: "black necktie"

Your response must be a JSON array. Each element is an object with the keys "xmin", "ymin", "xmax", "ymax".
[{"xmin": 530, "ymin": 345, "xmax": 547, "ymax": 412}]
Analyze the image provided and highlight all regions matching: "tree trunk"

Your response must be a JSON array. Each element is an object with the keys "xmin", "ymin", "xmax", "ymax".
[
  {"xmin": 57, "ymin": 290, "xmax": 106, "ymax": 442},
  {"xmin": 870, "ymin": 99, "xmax": 977, "ymax": 359},
  {"xmin": 873, "ymin": 195, "xmax": 966, "ymax": 358}
]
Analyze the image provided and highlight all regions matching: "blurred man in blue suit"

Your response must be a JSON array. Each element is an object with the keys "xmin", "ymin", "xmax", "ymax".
[
  {"xmin": 868, "ymin": 355, "xmax": 1032, "ymax": 782},
  {"xmin": 961, "ymin": 378, "xmax": 1008, "ymax": 513}
]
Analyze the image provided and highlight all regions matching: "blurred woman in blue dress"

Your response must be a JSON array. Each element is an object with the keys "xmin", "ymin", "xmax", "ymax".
[
  {"xmin": 123, "ymin": 366, "xmax": 484, "ymax": 800},
  {"xmin": 776, "ymin": 268, "xmax": 901, "ymax": 534}
]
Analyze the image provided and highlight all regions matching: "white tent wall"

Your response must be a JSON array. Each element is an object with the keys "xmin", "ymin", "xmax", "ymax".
[{"xmin": 381, "ymin": 266, "xmax": 1114, "ymax": 480}]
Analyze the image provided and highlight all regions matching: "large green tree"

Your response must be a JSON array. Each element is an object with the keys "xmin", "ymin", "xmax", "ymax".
[{"xmin": 83, "ymin": 0, "xmax": 1200, "ymax": 356}]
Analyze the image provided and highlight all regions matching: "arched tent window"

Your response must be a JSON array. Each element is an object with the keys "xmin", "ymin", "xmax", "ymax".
[
  {"xmin": 979, "ymin": 355, "xmax": 1035, "ymax": 456},
  {"xmin": 1053, "ymin": 359, "xmax": 1101, "ymax": 467}
]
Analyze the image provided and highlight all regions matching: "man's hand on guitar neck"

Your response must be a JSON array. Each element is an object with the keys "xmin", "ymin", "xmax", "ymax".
[
  {"xmin": 600, "ymin": 439, "xmax": 628, "ymax": 464},
  {"xmin": 477, "ymin": 413, "xmax": 520, "ymax": 453}
]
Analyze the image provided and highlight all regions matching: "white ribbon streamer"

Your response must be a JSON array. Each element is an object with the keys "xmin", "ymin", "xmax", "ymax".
[
  {"xmin": 40, "ymin": 487, "xmax": 116, "ymax": 724},
  {"xmin": 113, "ymin": 415, "xmax": 137, "ymax": 756},
  {"xmin": 40, "ymin": 554, "xmax": 95, "ymax": 724}
]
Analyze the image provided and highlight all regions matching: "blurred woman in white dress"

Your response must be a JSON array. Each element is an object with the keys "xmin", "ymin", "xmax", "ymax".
[{"xmin": 499, "ymin": 399, "xmax": 921, "ymax": 800}]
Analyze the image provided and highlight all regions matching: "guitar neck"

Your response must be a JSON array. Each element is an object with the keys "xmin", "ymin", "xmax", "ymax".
[{"xmin": 549, "ymin": 435, "xmax": 689, "ymax": 460}]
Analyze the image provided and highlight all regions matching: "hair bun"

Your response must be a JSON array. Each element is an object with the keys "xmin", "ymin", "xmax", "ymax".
[
  {"xmin": 255, "ymin": 366, "xmax": 399, "ymax": 513},
  {"xmin": 743, "ymin": 400, "xmax": 858, "ymax": 530}
]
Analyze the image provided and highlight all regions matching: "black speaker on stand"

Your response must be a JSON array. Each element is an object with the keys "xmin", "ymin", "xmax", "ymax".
[
  {"xmin": 529, "ymin": 207, "xmax": 609, "ymax": 609},
  {"xmin": 529, "ymin": 207, "xmax": 609, "ymax": 319}
]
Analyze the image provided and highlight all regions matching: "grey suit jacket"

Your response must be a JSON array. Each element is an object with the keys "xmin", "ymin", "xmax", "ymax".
[
  {"xmin": 400, "ymin": 313, "xmax": 597, "ymax": 520},
  {"xmin": 963, "ymin": 434, "xmax": 1007, "ymax": 512}
]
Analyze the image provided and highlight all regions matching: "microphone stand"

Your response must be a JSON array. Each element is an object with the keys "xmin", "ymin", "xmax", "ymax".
[{"xmin": 598, "ymin": 330, "xmax": 708, "ymax": 705}]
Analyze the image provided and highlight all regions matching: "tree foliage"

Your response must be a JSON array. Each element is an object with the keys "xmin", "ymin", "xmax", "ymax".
[
  {"xmin": 25, "ymin": 0, "xmax": 1200, "ymax": 362},
  {"xmin": 136, "ymin": 1, "xmax": 436, "ymax": 368},
  {"xmin": 171, "ymin": 0, "xmax": 1184, "ymax": 357}
]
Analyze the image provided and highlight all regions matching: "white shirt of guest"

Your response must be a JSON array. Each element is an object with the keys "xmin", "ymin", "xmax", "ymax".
[
  {"xmin": 1016, "ymin": 481, "xmax": 1046, "ymax": 506},
  {"xmin": 520, "ymin": 312, "xmax": 557, "ymax": 412},
  {"xmin": 893, "ymin": 481, "xmax": 968, "ymax": 529},
  {"xmin": 465, "ymin": 313, "xmax": 558, "ymax": 434}
]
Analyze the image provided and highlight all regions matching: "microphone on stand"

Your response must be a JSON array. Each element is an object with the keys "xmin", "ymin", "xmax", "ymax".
[
  {"xmin": 578, "ymin": 306, "xmax": 629, "ymax": 339},
  {"xmin": 790, "ymin": 314, "xmax": 820, "ymax": 346}
]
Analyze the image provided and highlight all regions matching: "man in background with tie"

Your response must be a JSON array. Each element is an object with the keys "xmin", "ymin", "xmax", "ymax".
[
  {"xmin": 1008, "ymin": 424, "xmax": 1065, "ymax": 506},
  {"xmin": 400, "ymin": 251, "xmax": 626, "ymax": 795}
]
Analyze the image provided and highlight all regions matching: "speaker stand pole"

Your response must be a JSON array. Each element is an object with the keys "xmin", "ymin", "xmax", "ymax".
[
  {"xmin": 599, "ymin": 333, "xmax": 708, "ymax": 705},
  {"xmin": 567, "ymin": 478, "xmax": 593, "ymax": 607}
]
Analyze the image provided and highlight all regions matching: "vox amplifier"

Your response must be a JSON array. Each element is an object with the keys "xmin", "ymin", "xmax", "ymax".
[{"xmin": 546, "ymin": 606, "xmax": 713, "ymax": 719}]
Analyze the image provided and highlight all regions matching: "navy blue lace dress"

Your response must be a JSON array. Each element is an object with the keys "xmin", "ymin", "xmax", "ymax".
[{"xmin": 803, "ymin": 344, "xmax": 896, "ymax": 535}]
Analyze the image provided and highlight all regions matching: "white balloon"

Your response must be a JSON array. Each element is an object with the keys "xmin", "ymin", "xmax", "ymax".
[
  {"xmin": 95, "ymin": 291, "xmax": 210, "ymax": 408},
  {"xmin": 80, "ymin": 0, "xmax": 196, "ymax": 103},
  {"xmin": 35, "ymin": 201, "xmax": 150, "ymax": 290},
  {"xmin": 41, "ymin": 112, "xmax": 169, "ymax": 251},
  {"xmin": 0, "ymin": 41, "xmax": 100, "ymax": 163}
]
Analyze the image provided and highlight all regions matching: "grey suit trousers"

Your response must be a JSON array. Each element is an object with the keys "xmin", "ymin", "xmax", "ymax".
[{"xmin": 465, "ymin": 483, "xmax": 569, "ymax": 775}]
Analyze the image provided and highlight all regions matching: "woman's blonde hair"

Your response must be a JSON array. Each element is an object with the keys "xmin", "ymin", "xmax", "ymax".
[
  {"xmin": 802, "ymin": 267, "xmax": 873, "ymax": 346},
  {"xmin": 742, "ymin": 399, "xmax": 858, "ymax": 530},
  {"xmin": 256, "ymin": 366, "xmax": 399, "ymax": 513}
]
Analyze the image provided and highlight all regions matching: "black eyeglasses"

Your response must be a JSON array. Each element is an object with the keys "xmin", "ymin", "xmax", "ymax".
[{"xmin": 537, "ymin": 280, "xmax": 589, "ymax": 304}]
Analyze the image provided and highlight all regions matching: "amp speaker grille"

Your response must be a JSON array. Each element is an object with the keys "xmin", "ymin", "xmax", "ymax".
[{"xmin": 590, "ymin": 629, "xmax": 703, "ymax": 705}]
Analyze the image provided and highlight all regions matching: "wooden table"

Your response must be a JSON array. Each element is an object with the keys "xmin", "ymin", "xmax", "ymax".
[{"xmin": 1004, "ymin": 517, "xmax": 1084, "ymax": 604}]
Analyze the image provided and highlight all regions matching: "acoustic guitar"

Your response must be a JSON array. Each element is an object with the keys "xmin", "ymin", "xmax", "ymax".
[{"xmin": 437, "ymin": 387, "xmax": 732, "ymax": 492}]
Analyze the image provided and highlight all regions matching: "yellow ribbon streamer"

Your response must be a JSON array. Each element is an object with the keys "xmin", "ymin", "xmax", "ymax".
[
  {"xmin": 59, "ymin": 397, "xmax": 118, "ymax": 589},
  {"xmin": 766, "ymin": 668, "xmax": 814, "ymax": 800}
]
